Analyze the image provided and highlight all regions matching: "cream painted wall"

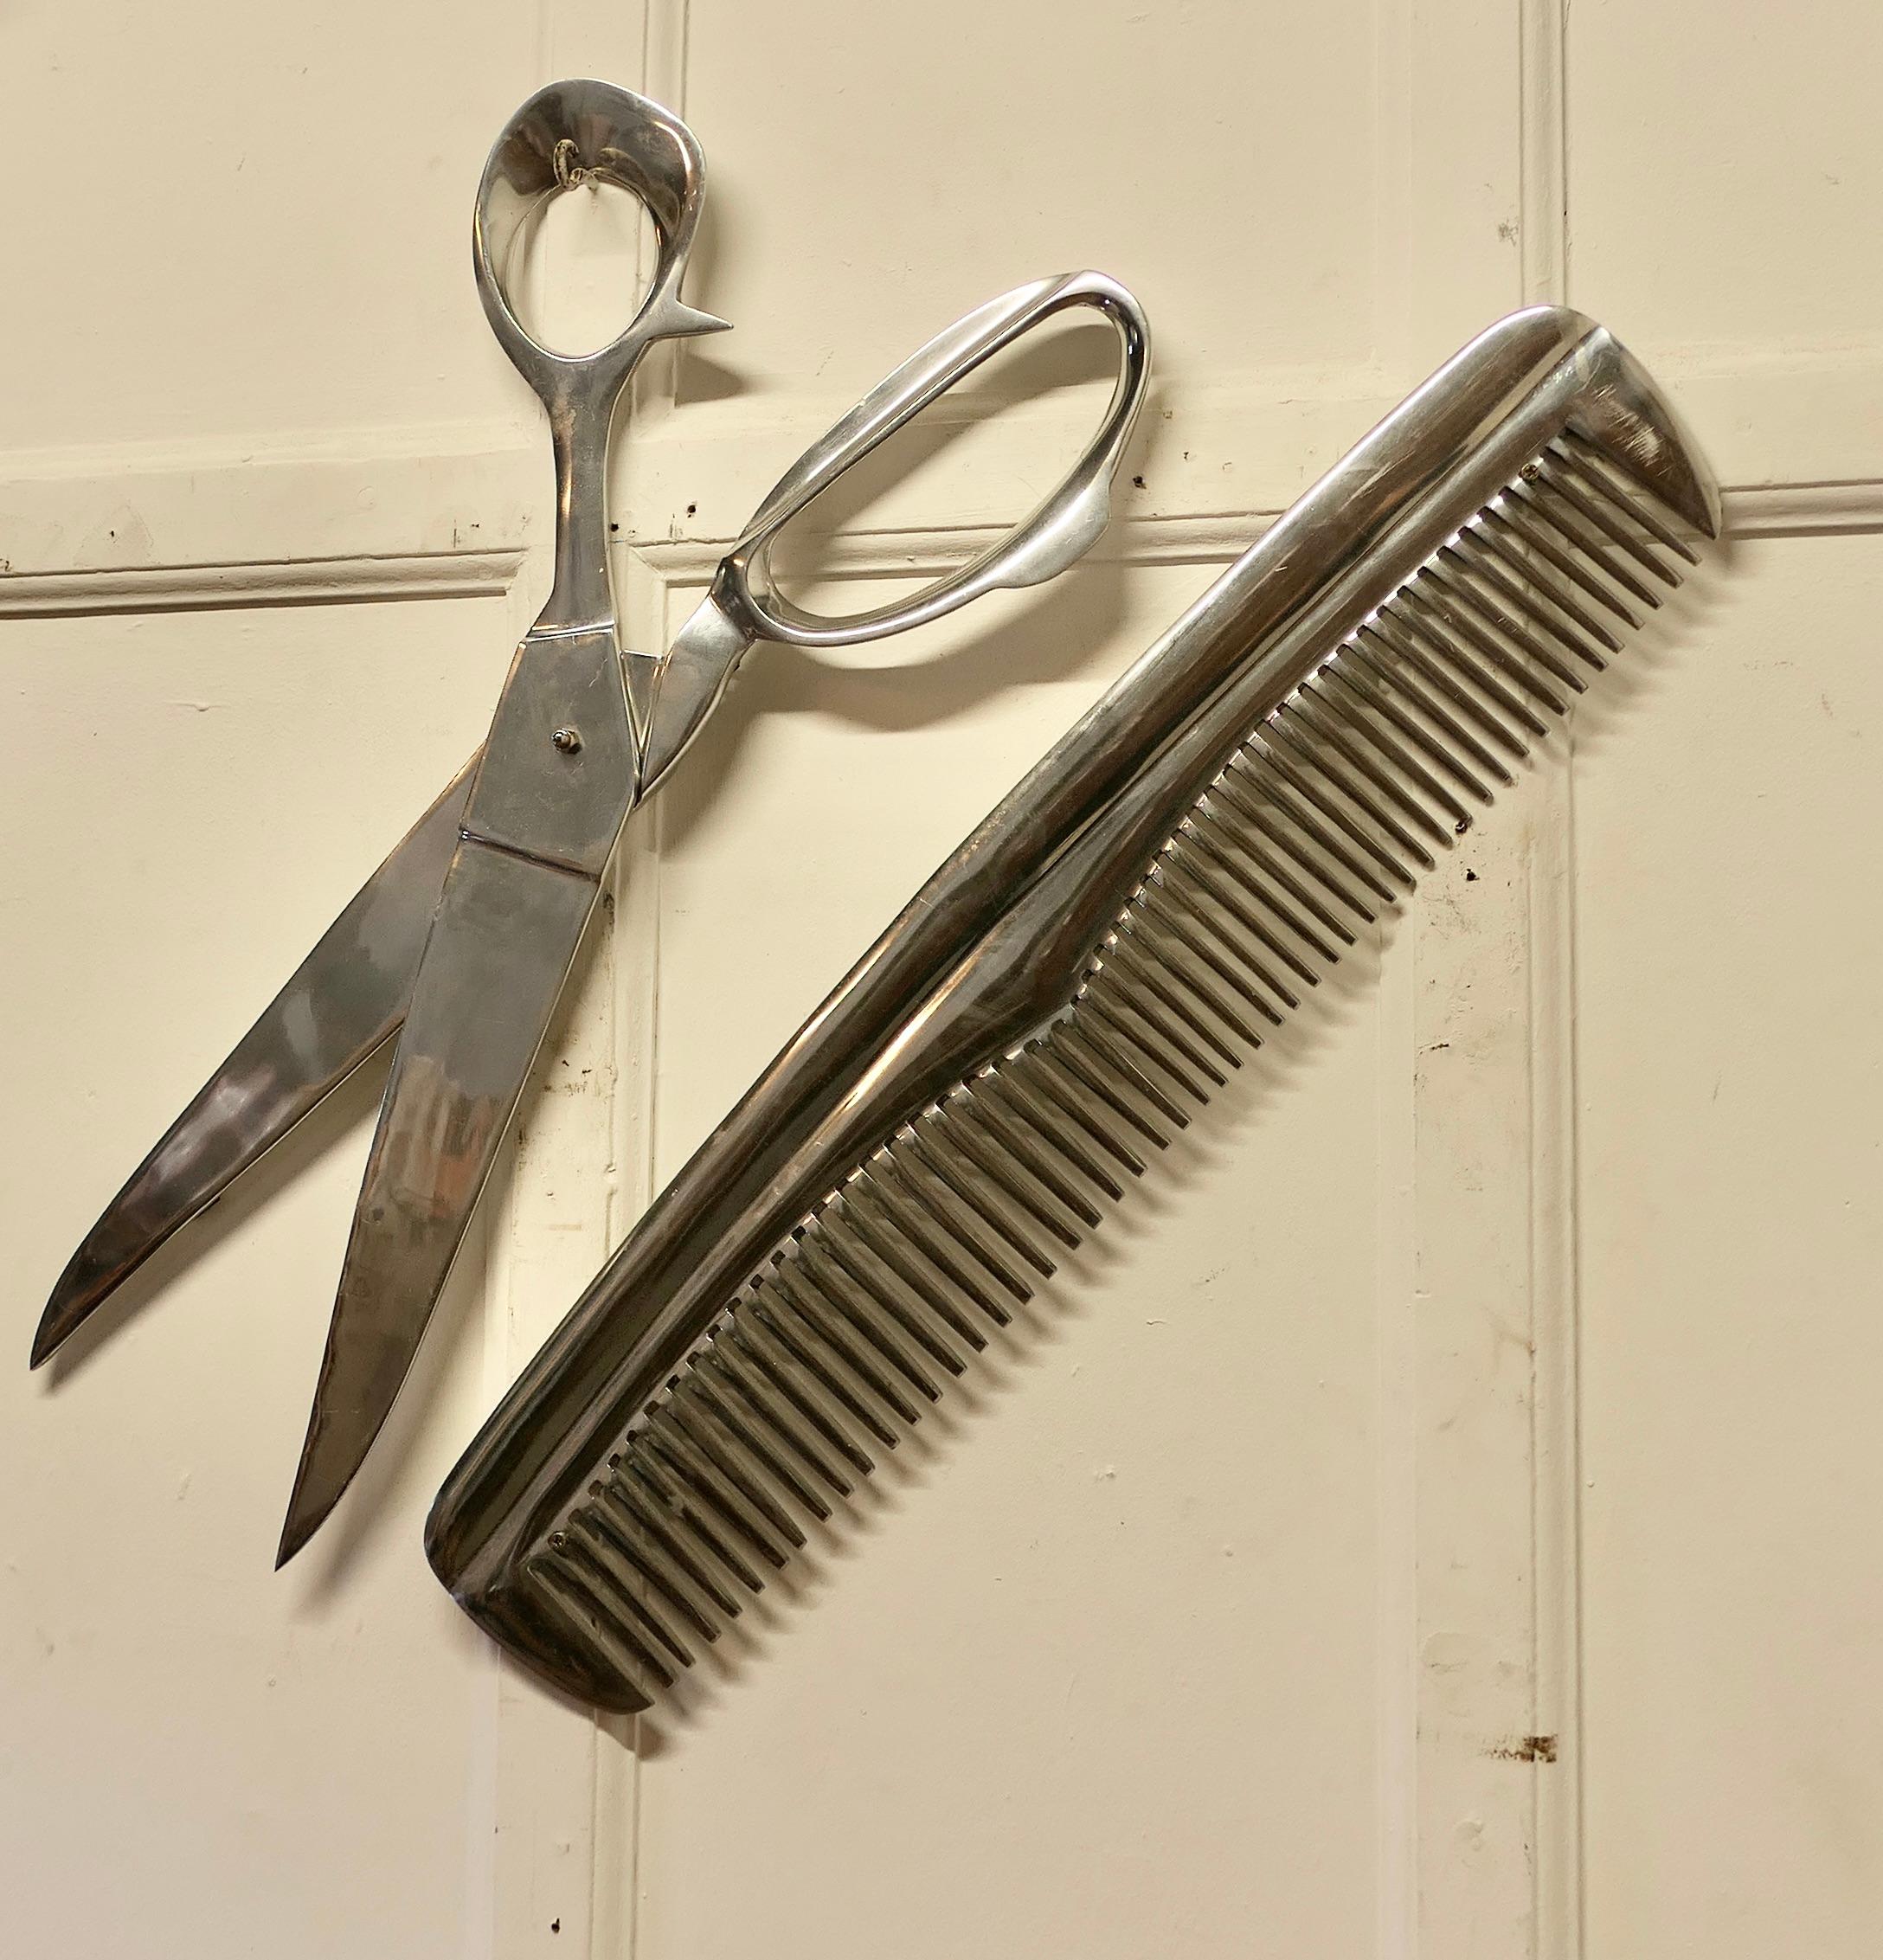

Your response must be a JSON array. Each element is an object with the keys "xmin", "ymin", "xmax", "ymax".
[{"xmin": 3, "ymin": 3, "xmax": 1879, "ymax": 1957}]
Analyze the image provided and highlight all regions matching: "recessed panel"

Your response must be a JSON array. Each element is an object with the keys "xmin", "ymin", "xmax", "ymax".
[
  {"xmin": 0, "ymin": 595, "xmax": 517, "ymax": 1959},
  {"xmin": 1576, "ymin": 536, "xmax": 1883, "ymax": 1957}
]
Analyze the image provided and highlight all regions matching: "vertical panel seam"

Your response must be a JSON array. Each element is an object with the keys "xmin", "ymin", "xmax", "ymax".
[{"xmin": 1519, "ymin": 0, "xmax": 1570, "ymax": 307}]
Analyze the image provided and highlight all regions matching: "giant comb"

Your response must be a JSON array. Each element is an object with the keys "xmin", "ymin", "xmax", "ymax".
[{"xmin": 426, "ymin": 306, "xmax": 1718, "ymax": 1710}]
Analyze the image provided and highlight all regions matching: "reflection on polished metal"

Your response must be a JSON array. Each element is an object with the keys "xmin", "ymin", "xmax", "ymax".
[
  {"xmin": 425, "ymin": 305, "xmax": 1719, "ymax": 1713},
  {"xmin": 30, "ymin": 76, "xmax": 1151, "ymax": 1569}
]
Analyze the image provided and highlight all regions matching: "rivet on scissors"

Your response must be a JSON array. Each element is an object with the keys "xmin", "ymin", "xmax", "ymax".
[
  {"xmin": 551, "ymin": 138, "xmax": 587, "ymax": 191},
  {"xmin": 552, "ymin": 725, "xmax": 583, "ymax": 754}
]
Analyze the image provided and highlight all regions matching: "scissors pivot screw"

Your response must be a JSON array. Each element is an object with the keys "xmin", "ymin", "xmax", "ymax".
[{"xmin": 551, "ymin": 726, "xmax": 583, "ymax": 754}]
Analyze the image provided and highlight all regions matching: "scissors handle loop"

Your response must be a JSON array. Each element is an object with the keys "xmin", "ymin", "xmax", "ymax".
[
  {"xmin": 472, "ymin": 79, "xmax": 728, "ymax": 403},
  {"xmin": 473, "ymin": 80, "xmax": 730, "ymax": 636},
  {"xmin": 712, "ymin": 270, "xmax": 1150, "ymax": 650}
]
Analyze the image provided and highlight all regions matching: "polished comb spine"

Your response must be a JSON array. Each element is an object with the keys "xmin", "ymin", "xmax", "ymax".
[{"xmin": 427, "ymin": 307, "xmax": 1718, "ymax": 1710}]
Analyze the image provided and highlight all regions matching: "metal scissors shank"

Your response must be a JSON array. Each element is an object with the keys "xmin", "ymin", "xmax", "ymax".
[{"xmin": 31, "ymin": 78, "xmax": 1150, "ymax": 1569}]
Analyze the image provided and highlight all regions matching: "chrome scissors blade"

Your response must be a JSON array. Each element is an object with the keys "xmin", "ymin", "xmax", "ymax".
[
  {"xmin": 279, "ymin": 819, "xmax": 609, "ymax": 1559},
  {"xmin": 277, "ymin": 621, "xmax": 644, "ymax": 1559},
  {"xmin": 30, "ymin": 761, "xmax": 475, "ymax": 1368}
]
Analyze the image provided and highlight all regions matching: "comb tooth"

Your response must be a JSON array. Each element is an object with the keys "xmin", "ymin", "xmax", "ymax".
[
  {"xmin": 1199, "ymin": 775, "xmax": 1372, "ymax": 929},
  {"xmin": 1450, "ymin": 524, "xmax": 1618, "ymax": 660},
  {"xmin": 1143, "ymin": 871, "xmax": 1297, "ymax": 1014},
  {"xmin": 1485, "ymin": 498, "xmax": 1642, "ymax": 626},
  {"xmin": 634, "ymin": 1418, "xmax": 791, "ymax": 1568},
  {"xmin": 898, "ymin": 1122, "xmax": 1058, "ymax": 1280},
  {"xmin": 716, "ymin": 1333, "xmax": 855, "ymax": 1497},
  {"xmin": 1307, "ymin": 665, "xmax": 1475, "ymax": 830},
  {"xmin": 1265, "ymin": 707, "xmax": 1438, "ymax": 870},
  {"xmin": 1105, "ymin": 937, "xmax": 1237, "ymax": 1077},
  {"xmin": 834, "ymin": 1190, "xmax": 990, "ymax": 1347},
  {"xmin": 1182, "ymin": 807, "xmax": 1357, "ymax": 951},
  {"xmin": 1403, "ymin": 573, "xmax": 1572, "ymax": 712},
  {"xmin": 1160, "ymin": 830, "xmax": 1327, "ymax": 981},
  {"xmin": 1554, "ymin": 432, "xmax": 1700, "ymax": 562},
  {"xmin": 850, "ymin": 1166, "xmax": 1019, "ymax": 1321},
  {"xmin": 811, "ymin": 1224, "xmax": 969, "ymax": 1374},
  {"xmin": 1233, "ymin": 741, "xmax": 1407, "ymax": 897},
  {"xmin": 729, "ymin": 1315, "xmax": 872, "ymax": 1481},
  {"xmin": 753, "ymin": 1291, "xmax": 904, "ymax": 1443},
  {"xmin": 653, "ymin": 1392, "xmax": 806, "ymax": 1551},
  {"xmin": 1141, "ymin": 910, "xmax": 1276, "ymax": 1049},
  {"xmin": 1050, "ymin": 1026, "xmax": 1167, "ymax": 1144},
  {"xmin": 1287, "ymin": 680, "xmax": 1458, "ymax": 840},
  {"xmin": 1121, "ymin": 901, "xmax": 1269, "ymax": 1042},
  {"xmin": 1094, "ymin": 941, "xmax": 1231, "ymax": 1083},
  {"xmin": 796, "ymin": 1234, "xmax": 948, "ymax": 1396},
  {"xmin": 1352, "ymin": 618, "xmax": 1522, "ymax": 775},
  {"xmin": 1289, "ymin": 671, "xmax": 1462, "ymax": 836},
  {"xmin": 693, "ymin": 1348, "xmax": 834, "ymax": 1513},
  {"xmin": 760, "ymin": 1285, "xmax": 913, "ymax": 1443},
  {"xmin": 770, "ymin": 1269, "xmax": 922, "ymax": 1430},
  {"xmin": 1210, "ymin": 766, "xmax": 1389, "ymax": 922},
  {"xmin": 1030, "ymin": 1041, "xmax": 1151, "ymax": 1174},
  {"xmin": 596, "ymin": 1475, "xmax": 742, "ymax": 1623},
  {"xmin": 979, "ymin": 1066, "xmax": 1126, "ymax": 1202},
  {"xmin": 1253, "ymin": 725, "xmax": 1418, "ymax": 882},
  {"xmin": 1082, "ymin": 988, "xmax": 1210, "ymax": 1113},
  {"xmin": 619, "ymin": 1458, "xmax": 760, "ymax": 1591},
  {"xmin": 1440, "ymin": 538, "xmax": 1610, "ymax": 675},
  {"xmin": 1209, "ymin": 770, "xmax": 1385, "ymax": 922},
  {"xmin": 524, "ymin": 1553, "xmax": 672, "ymax": 1699},
  {"xmin": 877, "ymin": 1128, "xmax": 1050, "ymax": 1293},
  {"xmin": 685, "ymin": 1356, "xmax": 826, "ymax": 1520},
  {"xmin": 935, "ymin": 1091, "xmax": 1089, "ymax": 1246},
  {"xmin": 564, "ymin": 1520, "xmax": 703, "ymax": 1659},
  {"xmin": 860, "ymin": 1154, "xmax": 1031, "ymax": 1311},
  {"xmin": 785, "ymin": 1253, "xmax": 942, "ymax": 1408},
  {"xmin": 1534, "ymin": 451, "xmax": 1681, "ymax": 582},
  {"xmin": 530, "ymin": 1552, "xmax": 676, "ymax": 1689},
  {"xmin": 1381, "ymin": 596, "xmax": 1553, "ymax": 741},
  {"xmin": 960, "ymin": 1081, "xmax": 1105, "ymax": 1227},
  {"xmin": 1314, "ymin": 652, "xmax": 1486, "ymax": 813},
  {"xmin": 1544, "ymin": 450, "xmax": 1693, "ymax": 580},
  {"xmin": 1507, "ymin": 479, "xmax": 1662, "ymax": 609}
]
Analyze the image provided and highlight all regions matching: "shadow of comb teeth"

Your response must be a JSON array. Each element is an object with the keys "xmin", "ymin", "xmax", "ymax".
[{"xmin": 425, "ymin": 305, "xmax": 1719, "ymax": 1716}]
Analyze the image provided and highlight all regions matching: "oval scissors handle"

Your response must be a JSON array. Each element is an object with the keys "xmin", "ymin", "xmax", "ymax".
[
  {"xmin": 472, "ymin": 78, "xmax": 729, "ymax": 635},
  {"xmin": 641, "ymin": 272, "xmax": 1150, "ymax": 787},
  {"xmin": 722, "ymin": 270, "xmax": 1149, "ymax": 647}
]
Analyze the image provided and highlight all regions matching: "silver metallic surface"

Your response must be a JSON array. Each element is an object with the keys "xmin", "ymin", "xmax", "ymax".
[
  {"xmin": 32, "ymin": 75, "xmax": 1152, "ymax": 1571},
  {"xmin": 31, "ymin": 762, "xmax": 476, "ymax": 1366},
  {"xmin": 644, "ymin": 267, "xmax": 1149, "ymax": 788},
  {"xmin": 423, "ymin": 305, "xmax": 1720, "ymax": 1712}
]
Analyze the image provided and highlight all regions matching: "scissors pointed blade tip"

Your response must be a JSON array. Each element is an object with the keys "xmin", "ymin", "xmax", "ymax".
[
  {"xmin": 274, "ymin": 1507, "xmax": 320, "ymax": 1571},
  {"xmin": 29, "ymin": 1310, "xmax": 66, "ymax": 1372},
  {"xmin": 30, "ymin": 1251, "xmax": 115, "ymax": 1369},
  {"xmin": 276, "ymin": 1426, "xmax": 353, "ymax": 1568}
]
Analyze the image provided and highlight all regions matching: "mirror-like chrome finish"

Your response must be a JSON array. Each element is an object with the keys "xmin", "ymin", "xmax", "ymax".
[
  {"xmin": 640, "ymin": 267, "xmax": 1150, "ymax": 790},
  {"xmin": 32, "ymin": 75, "xmax": 1151, "ymax": 1571},
  {"xmin": 30, "ymin": 762, "xmax": 476, "ymax": 1366},
  {"xmin": 425, "ymin": 305, "xmax": 1719, "ymax": 1713}
]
